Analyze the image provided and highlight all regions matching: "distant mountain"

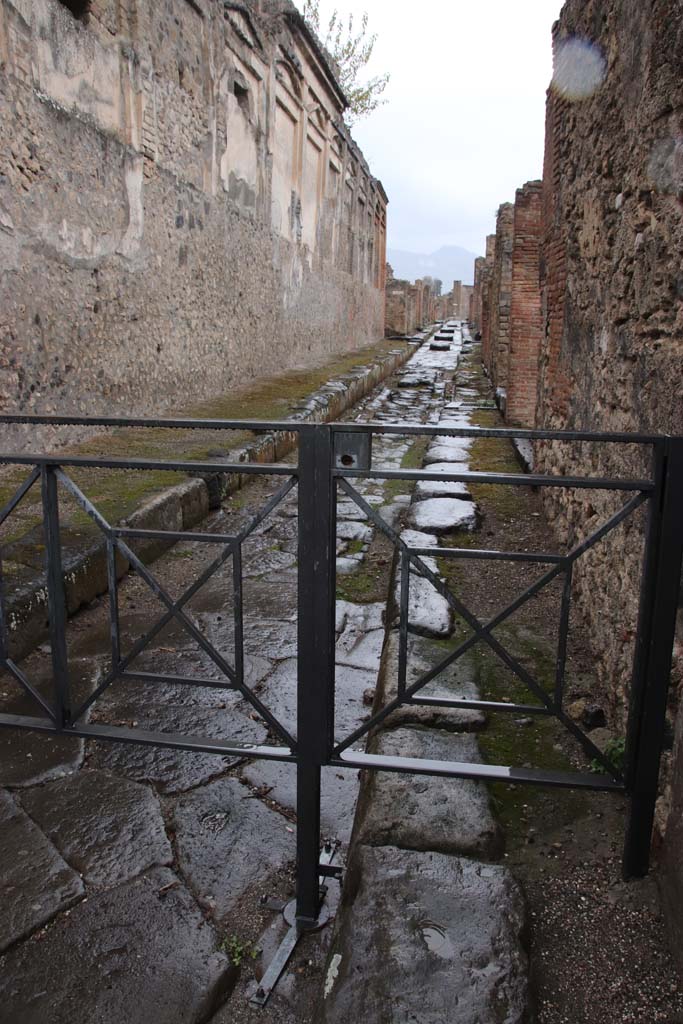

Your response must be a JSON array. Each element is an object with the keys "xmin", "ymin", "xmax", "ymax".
[{"xmin": 387, "ymin": 245, "xmax": 480, "ymax": 288}]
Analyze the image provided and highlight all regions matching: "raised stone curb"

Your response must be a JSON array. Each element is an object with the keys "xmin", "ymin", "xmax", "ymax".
[
  {"xmin": 318, "ymin": 846, "xmax": 532, "ymax": 1024},
  {"xmin": 355, "ymin": 727, "xmax": 503, "ymax": 858},
  {"xmin": 5, "ymin": 342, "xmax": 417, "ymax": 660}
]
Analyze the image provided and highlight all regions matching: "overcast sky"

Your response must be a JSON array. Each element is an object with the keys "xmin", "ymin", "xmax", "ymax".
[{"xmin": 297, "ymin": 0, "xmax": 565, "ymax": 257}]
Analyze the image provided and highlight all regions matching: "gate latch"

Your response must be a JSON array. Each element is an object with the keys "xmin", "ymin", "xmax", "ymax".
[{"xmin": 333, "ymin": 431, "xmax": 372, "ymax": 471}]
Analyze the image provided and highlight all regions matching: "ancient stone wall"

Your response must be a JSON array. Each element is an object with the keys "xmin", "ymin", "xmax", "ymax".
[
  {"xmin": 485, "ymin": 203, "xmax": 514, "ymax": 402},
  {"xmin": 479, "ymin": 235, "xmax": 495, "ymax": 357},
  {"xmin": 470, "ymin": 257, "xmax": 486, "ymax": 331},
  {"xmin": 506, "ymin": 181, "xmax": 543, "ymax": 427},
  {"xmin": 0, "ymin": 0, "xmax": 387, "ymax": 447},
  {"xmin": 451, "ymin": 281, "xmax": 472, "ymax": 320},
  {"xmin": 533, "ymin": 0, "xmax": 683, "ymax": 936},
  {"xmin": 384, "ymin": 266, "xmax": 418, "ymax": 336}
]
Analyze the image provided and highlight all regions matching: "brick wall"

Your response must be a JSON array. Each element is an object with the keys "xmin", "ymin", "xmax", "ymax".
[
  {"xmin": 385, "ymin": 266, "xmax": 419, "ymax": 336},
  {"xmin": 470, "ymin": 258, "xmax": 486, "ymax": 332},
  {"xmin": 484, "ymin": 204, "xmax": 514, "ymax": 400},
  {"xmin": 506, "ymin": 181, "xmax": 543, "ymax": 427},
  {"xmin": 479, "ymin": 235, "xmax": 496, "ymax": 360}
]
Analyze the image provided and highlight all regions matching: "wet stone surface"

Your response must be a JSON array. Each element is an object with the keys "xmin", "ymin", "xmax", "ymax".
[
  {"xmin": 0, "ymin": 867, "xmax": 235, "ymax": 1024},
  {"xmin": 0, "ymin": 321, "xmax": 533, "ymax": 1023},
  {"xmin": 358, "ymin": 728, "xmax": 503, "ymax": 858},
  {"xmin": 169, "ymin": 776, "xmax": 295, "ymax": 919},
  {"xmin": 241, "ymin": 761, "xmax": 361, "ymax": 845},
  {"xmin": 409, "ymin": 495, "xmax": 479, "ymax": 533},
  {"xmin": 318, "ymin": 846, "xmax": 531, "ymax": 1024},
  {"xmin": 87, "ymin": 703, "xmax": 268, "ymax": 794},
  {"xmin": 0, "ymin": 789, "xmax": 84, "ymax": 954},
  {"xmin": 21, "ymin": 770, "xmax": 173, "ymax": 891}
]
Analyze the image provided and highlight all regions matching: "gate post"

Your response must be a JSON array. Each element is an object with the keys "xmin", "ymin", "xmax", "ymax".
[
  {"xmin": 41, "ymin": 464, "xmax": 72, "ymax": 730},
  {"xmin": 623, "ymin": 436, "xmax": 683, "ymax": 878},
  {"xmin": 296, "ymin": 424, "xmax": 335, "ymax": 926}
]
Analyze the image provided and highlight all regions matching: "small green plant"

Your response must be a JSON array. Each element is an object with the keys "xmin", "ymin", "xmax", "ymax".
[
  {"xmin": 220, "ymin": 934, "xmax": 260, "ymax": 967},
  {"xmin": 590, "ymin": 736, "xmax": 626, "ymax": 773}
]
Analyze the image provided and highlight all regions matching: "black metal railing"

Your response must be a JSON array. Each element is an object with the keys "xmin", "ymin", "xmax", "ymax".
[{"xmin": 0, "ymin": 414, "xmax": 681, "ymax": 1001}]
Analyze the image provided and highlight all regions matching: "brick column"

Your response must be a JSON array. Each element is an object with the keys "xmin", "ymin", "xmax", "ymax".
[{"xmin": 506, "ymin": 180, "xmax": 543, "ymax": 427}]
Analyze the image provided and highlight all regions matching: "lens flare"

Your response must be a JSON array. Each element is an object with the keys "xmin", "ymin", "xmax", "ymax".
[{"xmin": 552, "ymin": 37, "xmax": 606, "ymax": 101}]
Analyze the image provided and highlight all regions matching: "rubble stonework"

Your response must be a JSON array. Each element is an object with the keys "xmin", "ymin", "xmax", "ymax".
[{"xmin": 0, "ymin": 0, "xmax": 387, "ymax": 437}]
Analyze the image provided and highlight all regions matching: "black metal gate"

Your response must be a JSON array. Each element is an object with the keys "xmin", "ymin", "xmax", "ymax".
[{"xmin": 0, "ymin": 414, "xmax": 681, "ymax": 1000}]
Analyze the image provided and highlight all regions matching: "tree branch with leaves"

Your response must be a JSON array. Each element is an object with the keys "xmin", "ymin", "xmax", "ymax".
[{"xmin": 301, "ymin": 0, "xmax": 389, "ymax": 124}]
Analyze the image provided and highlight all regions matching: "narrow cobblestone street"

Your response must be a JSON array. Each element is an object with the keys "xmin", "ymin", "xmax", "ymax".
[{"xmin": 1, "ymin": 325, "xmax": 682, "ymax": 1024}]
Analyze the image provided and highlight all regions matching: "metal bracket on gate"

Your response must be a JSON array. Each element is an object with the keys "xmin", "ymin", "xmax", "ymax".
[
  {"xmin": 249, "ymin": 843, "xmax": 341, "ymax": 1008},
  {"xmin": 333, "ymin": 431, "xmax": 372, "ymax": 471}
]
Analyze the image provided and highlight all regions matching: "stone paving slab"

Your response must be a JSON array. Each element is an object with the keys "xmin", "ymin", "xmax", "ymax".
[
  {"xmin": 241, "ymin": 761, "xmax": 361, "ymax": 845},
  {"xmin": 0, "ymin": 867, "xmax": 235, "ymax": 1024},
  {"xmin": 357, "ymin": 727, "xmax": 502, "ymax": 858},
  {"xmin": 318, "ymin": 846, "xmax": 531, "ymax": 1024},
  {"xmin": 169, "ymin": 776, "xmax": 295, "ymax": 919},
  {"xmin": 0, "ymin": 789, "xmax": 84, "ymax": 954},
  {"xmin": 21, "ymin": 770, "xmax": 172, "ymax": 891},
  {"xmin": 256, "ymin": 658, "xmax": 375, "ymax": 743},
  {"xmin": 0, "ymin": 718, "xmax": 84, "ymax": 789},
  {"xmin": 88, "ymin": 703, "xmax": 267, "ymax": 794}
]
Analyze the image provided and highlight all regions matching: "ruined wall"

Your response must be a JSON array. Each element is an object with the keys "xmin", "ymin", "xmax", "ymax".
[
  {"xmin": 479, "ymin": 235, "xmax": 495, "ymax": 356},
  {"xmin": 470, "ymin": 257, "xmax": 486, "ymax": 331},
  {"xmin": 384, "ymin": 265, "xmax": 418, "ymax": 336},
  {"xmin": 535, "ymin": 0, "xmax": 683, "ymax": 928},
  {"xmin": 485, "ymin": 203, "xmax": 514, "ymax": 403},
  {"xmin": 506, "ymin": 181, "xmax": 543, "ymax": 427},
  {"xmin": 0, "ymin": 0, "xmax": 387, "ymax": 443},
  {"xmin": 451, "ymin": 281, "xmax": 472, "ymax": 320}
]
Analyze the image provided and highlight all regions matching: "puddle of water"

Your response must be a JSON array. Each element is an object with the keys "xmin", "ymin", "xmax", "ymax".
[{"xmin": 418, "ymin": 919, "xmax": 457, "ymax": 960}]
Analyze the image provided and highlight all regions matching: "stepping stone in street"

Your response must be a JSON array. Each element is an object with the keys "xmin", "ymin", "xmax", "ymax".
[
  {"xmin": 318, "ymin": 847, "xmax": 530, "ymax": 1024},
  {"xmin": 169, "ymin": 776, "xmax": 295, "ymax": 918},
  {"xmin": 357, "ymin": 728, "xmax": 502, "ymax": 858},
  {"xmin": 378, "ymin": 631, "xmax": 486, "ymax": 733},
  {"xmin": 21, "ymin": 770, "xmax": 172, "ymax": 891},
  {"xmin": 336, "ymin": 520, "xmax": 373, "ymax": 544},
  {"xmin": 415, "ymin": 478, "xmax": 471, "ymax": 500},
  {"xmin": 404, "ymin": 574, "xmax": 453, "ymax": 638},
  {"xmin": 0, "ymin": 867, "xmax": 235, "ymax": 1024},
  {"xmin": 423, "ymin": 444, "xmax": 471, "ymax": 464},
  {"xmin": 409, "ymin": 497, "xmax": 479, "ymax": 533},
  {"xmin": 0, "ymin": 789, "xmax": 84, "ymax": 954}
]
